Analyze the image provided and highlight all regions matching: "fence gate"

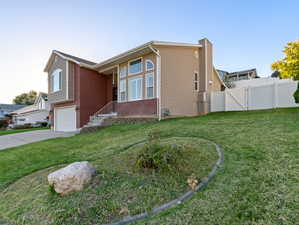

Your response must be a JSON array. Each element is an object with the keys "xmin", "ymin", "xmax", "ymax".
[{"xmin": 211, "ymin": 80, "xmax": 299, "ymax": 112}]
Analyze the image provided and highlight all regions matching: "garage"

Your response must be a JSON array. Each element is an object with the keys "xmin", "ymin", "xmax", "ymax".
[{"xmin": 54, "ymin": 106, "xmax": 77, "ymax": 132}]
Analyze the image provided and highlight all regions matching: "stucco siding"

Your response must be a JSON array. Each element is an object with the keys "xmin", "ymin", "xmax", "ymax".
[
  {"xmin": 211, "ymin": 69, "xmax": 222, "ymax": 92},
  {"xmin": 156, "ymin": 45, "xmax": 200, "ymax": 117}
]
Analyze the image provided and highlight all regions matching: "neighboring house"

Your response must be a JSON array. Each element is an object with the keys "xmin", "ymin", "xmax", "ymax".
[
  {"xmin": 11, "ymin": 93, "xmax": 50, "ymax": 126},
  {"xmin": 44, "ymin": 38, "xmax": 225, "ymax": 132},
  {"xmin": 217, "ymin": 68, "xmax": 259, "ymax": 82},
  {"xmin": 0, "ymin": 104, "xmax": 26, "ymax": 120}
]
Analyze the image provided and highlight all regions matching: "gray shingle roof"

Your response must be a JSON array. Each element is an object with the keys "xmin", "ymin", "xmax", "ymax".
[
  {"xmin": 0, "ymin": 104, "xmax": 26, "ymax": 112},
  {"xmin": 55, "ymin": 51, "xmax": 96, "ymax": 66}
]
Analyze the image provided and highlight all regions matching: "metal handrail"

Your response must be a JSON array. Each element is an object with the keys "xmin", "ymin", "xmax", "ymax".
[{"xmin": 93, "ymin": 101, "xmax": 117, "ymax": 117}]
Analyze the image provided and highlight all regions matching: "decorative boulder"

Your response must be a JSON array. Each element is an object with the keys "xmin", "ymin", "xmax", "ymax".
[{"xmin": 48, "ymin": 161, "xmax": 96, "ymax": 195}]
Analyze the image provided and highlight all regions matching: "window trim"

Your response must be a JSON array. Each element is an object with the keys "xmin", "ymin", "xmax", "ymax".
[
  {"xmin": 51, "ymin": 69, "xmax": 62, "ymax": 93},
  {"xmin": 128, "ymin": 57, "xmax": 143, "ymax": 75},
  {"xmin": 145, "ymin": 72, "xmax": 155, "ymax": 99},
  {"xmin": 128, "ymin": 76, "xmax": 143, "ymax": 101},
  {"xmin": 119, "ymin": 65, "xmax": 127, "ymax": 78},
  {"xmin": 145, "ymin": 59, "xmax": 154, "ymax": 71},
  {"xmin": 194, "ymin": 71, "xmax": 199, "ymax": 92},
  {"xmin": 118, "ymin": 79, "xmax": 127, "ymax": 102}
]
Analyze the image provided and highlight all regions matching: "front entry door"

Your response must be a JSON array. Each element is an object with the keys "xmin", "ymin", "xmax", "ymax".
[{"xmin": 112, "ymin": 87, "xmax": 118, "ymax": 101}]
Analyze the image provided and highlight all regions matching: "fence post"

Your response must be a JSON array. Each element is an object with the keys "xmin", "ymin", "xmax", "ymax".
[
  {"xmin": 224, "ymin": 91, "xmax": 227, "ymax": 111},
  {"xmin": 247, "ymin": 86, "xmax": 251, "ymax": 110},
  {"xmin": 273, "ymin": 82, "xmax": 278, "ymax": 108}
]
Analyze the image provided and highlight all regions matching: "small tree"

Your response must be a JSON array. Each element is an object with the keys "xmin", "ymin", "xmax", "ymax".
[
  {"xmin": 272, "ymin": 40, "xmax": 299, "ymax": 102},
  {"xmin": 13, "ymin": 90, "xmax": 37, "ymax": 105},
  {"xmin": 271, "ymin": 40, "xmax": 299, "ymax": 80}
]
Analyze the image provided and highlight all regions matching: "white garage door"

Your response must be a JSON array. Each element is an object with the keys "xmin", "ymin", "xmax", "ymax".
[{"xmin": 55, "ymin": 106, "xmax": 77, "ymax": 132}]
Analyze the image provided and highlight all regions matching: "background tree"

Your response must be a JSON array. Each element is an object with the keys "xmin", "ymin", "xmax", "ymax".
[
  {"xmin": 271, "ymin": 70, "xmax": 281, "ymax": 78},
  {"xmin": 271, "ymin": 40, "xmax": 299, "ymax": 80},
  {"xmin": 13, "ymin": 90, "xmax": 37, "ymax": 105}
]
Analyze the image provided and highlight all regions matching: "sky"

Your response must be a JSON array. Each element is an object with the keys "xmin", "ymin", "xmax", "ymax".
[{"xmin": 0, "ymin": 0, "xmax": 298, "ymax": 104}]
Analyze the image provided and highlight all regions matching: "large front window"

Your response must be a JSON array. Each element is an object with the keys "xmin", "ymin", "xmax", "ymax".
[
  {"xmin": 146, "ymin": 73, "xmax": 154, "ymax": 98},
  {"xmin": 128, "ymin": 77, "xmax": 143, "ymax": 101},
  {"xmin": 120, "ymin": 66, "xmax": 127, "ymax": 78},
  {"xmin": 129, "ymin": 58, "xmax": 142, "ymax": 75},
  {"xmin": 52, "ymin": 69, "xmax": 62, "ymax": 92},
  {"xmin": 119, "ymin": 79, "xmax": 126, "ymax": 102}
]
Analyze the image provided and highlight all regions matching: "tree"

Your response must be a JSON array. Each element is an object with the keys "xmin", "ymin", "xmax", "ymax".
[
  {"xmin": 271, "ymin": 40, "xmax": 299, "ymax": 80},
  {"xmin": 271, "ymin": 70, "xmax": 281, "ymax": 78},
  {"xmin": 13, "ymin": 90, "xmax": 37, "ymax": 105}
]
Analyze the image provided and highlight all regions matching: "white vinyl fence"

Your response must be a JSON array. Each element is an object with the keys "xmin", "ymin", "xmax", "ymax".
[{"xmin": 211, "ymin": 80, "xmax": 299, "ymax": 112}]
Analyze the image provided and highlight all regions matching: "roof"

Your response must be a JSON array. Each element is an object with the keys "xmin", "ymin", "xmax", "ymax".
[
  {"xmin": 45, "ymin": 40, "xmax": 202, "ymax": 72},
  {"xmin": 93, "ymin": 41, "xmax": 202, "ymax": 70},
  {"xmin": 54, "ymin": 51, "xmax": 96, "ymax": 66},
  {"xmin": 0, "ymin": 104, "xmax": 26, "ymax": 112},
  {"xmin": 11, "ymin": 105, "xmax": 39, "ymax": 115},
  {"xmin": 44, "ymin": 50, "xmax": 96, "ymax": 72},
  {"xmin": 229, "ymin": 68, "xmax": 257, "ymax": 74}
]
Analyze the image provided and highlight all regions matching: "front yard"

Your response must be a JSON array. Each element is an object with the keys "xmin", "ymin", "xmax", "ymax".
[{"xmin": 0, "ymin": 108, "xmax": 298, "ymax": 225}]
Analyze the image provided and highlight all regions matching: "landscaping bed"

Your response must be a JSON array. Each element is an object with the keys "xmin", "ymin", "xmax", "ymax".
[{"xmin": 0, "ymin": 137, "xmax": 218, "ymax": 225}]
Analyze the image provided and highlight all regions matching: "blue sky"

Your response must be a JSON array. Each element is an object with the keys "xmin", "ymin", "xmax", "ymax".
[{"xmin": 0, "ymin": 0, "xmax": 298, "ymax": 103}]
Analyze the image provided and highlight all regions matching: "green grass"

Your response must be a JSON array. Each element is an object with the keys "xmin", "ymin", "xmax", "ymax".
[
  {"xmin": 0, "ymin": 108, "xmax": 298, "ymax": 225},
  {"xmin": 0, "ymin": 127, "xmax": 49, "ymax": 136}
]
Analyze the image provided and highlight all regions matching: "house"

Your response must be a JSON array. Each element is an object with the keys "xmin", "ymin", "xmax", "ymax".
[
  {"xmin": 217, "ymin": 68, "xmax": 259, "ymax": 82},
  {"xmin": 11, "ymin": 93, "xmax": 50, "ymax": 126},
  {"xmin": 0, "ymin": 104, "xmax": 26, "ymax": 120},
  {"xmin": 44, "ymin": 38, "xmax": 225, "ymax": 132}
]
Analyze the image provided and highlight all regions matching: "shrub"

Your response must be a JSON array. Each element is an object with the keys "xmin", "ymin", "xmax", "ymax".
[
  {"xmin": 14, "ymin": 124, "xmax": 33, "ymax": 129},
  {"xmin": 135, "ymin": 130, "xmax": 185, "ymax": 171},
  {"xmin": 0, "ymin": 120, "xmax": 8, "ymax": 128},
  {"xmin": 293, "ymin": 82, "xmax": 299, "ymax": 103}
]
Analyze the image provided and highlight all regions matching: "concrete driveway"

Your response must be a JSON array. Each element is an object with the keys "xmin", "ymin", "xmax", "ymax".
[{"xmin": 0, "ymin": 130, "xmax": 76, "ymax": 150}]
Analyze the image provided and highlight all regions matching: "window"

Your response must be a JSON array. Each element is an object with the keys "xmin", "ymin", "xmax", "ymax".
[
  {"xmin": 52, "ymin": 69, "xmax": 62, "ymax": 92},
  {"xmin": 128, "ymin": 77, "xmax": 143, "ymax": 101},
  {"xmin": 129, "ymin": 58, "xmax": 142, "ymax": 75},
  {"xmin": 146, "ymin": 73, "xmax": 154, "ymax": 98},
  {"xmin": 146, "ymin": 59, "xmax": 154, "ymax": 71},
  {"xmin": 194, "ymin": 72, "xmax": 199, "ymax": 91},
  {"xmin": 119, "ymin": 66, "xmax": 127, "ymax": 78},
  {"xmin": 119, "ymin": 80, "xmax": 126, "ymax": 102}
]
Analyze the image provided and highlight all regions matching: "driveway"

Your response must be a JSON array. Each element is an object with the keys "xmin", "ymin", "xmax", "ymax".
[{"xmin": 0, "ymin": 130, "xmax": 76, "ymax": 150}]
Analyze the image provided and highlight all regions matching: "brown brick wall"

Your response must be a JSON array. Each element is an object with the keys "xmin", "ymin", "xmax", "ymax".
[
  {"xmin": 117, "ymin": 98, "xmax": 157, "ymax": 117},
  {"xmin": 79, "ymin": 67, "xmax": 112, "ymax": 127}
]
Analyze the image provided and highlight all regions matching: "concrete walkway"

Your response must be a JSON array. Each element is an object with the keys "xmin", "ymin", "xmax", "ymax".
[{"xmin": 0, "ymin": 130, "xmax": 76, "ymax": 150}]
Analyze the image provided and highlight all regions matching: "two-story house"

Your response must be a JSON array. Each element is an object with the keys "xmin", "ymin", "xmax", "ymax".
[{"xmin": 44, "ymin": 38, "xmax": 224, "ymax": 132}]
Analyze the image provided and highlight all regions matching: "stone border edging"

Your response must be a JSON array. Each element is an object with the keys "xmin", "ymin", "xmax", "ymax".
[{"xmin": 98, "ymin": 137, "xmax": 224, "ymax": 225}]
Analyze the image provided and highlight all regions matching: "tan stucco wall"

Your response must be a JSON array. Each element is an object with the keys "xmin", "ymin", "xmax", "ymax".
[
  {"xmin": 210, "ymin": 69, "xmax": 222, "ymax": 92},
  {"xmin": 155, "ymin": 45, "xmax": 201, "ymax": 117}
]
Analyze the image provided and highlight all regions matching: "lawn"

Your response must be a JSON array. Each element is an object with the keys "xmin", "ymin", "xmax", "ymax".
[
  {"xmin": 0, "ymin": 108, "xmax": 298, "ymax": 225},
  {"xmin": 0, "ymin": 127, "xmax": 49, "ymax": 136}
]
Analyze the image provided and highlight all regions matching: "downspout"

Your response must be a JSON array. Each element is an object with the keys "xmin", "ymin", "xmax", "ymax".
[{"xmin": 149, "ymin": 45, "xmax": 162, "ymax": 121}]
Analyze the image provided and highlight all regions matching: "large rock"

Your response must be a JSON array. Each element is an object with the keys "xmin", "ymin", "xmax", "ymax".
[{"xmin": 48, "ymin": 161, "xmax": 96, "ymax": 195}]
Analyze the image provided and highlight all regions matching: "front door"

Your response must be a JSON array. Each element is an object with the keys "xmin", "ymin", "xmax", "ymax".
[{"xmin": 112, "ymin": 87, "xmax": 118, "ymax": 101}]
